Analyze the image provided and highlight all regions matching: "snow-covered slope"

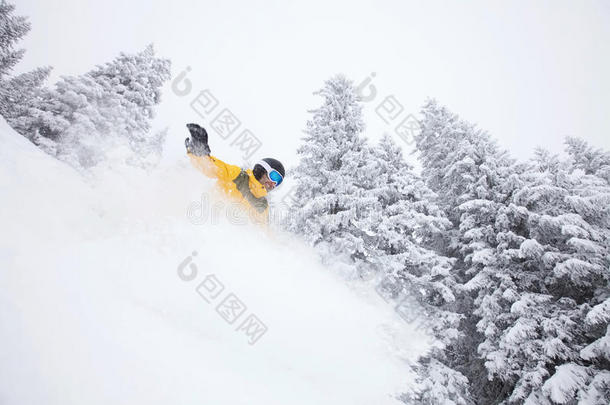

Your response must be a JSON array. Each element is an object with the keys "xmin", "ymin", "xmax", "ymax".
[{"xmin": 0, "ymin": 119, "xmax": 429, "ymax": 405}]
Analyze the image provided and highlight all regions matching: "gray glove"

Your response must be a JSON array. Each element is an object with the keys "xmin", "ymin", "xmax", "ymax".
[{"xmin": 185, "ymin": 123, "xmax": 211, "ymax": 156}]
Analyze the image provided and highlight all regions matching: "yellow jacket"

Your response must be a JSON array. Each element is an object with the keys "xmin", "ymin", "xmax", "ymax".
[{"xmin": 188, "ymin": 153, "xmax": 269, "ymax": 224}]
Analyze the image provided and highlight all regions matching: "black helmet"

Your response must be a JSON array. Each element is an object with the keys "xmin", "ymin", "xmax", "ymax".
[{"xmin": 253, "ymin": 158, "xmax": 285, "ymax": 185}]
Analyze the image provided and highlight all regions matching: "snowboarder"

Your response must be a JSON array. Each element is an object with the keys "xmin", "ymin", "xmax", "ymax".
[{"xmin": 185, "ymin": 123, "xmax": 285, "ymax": 224}]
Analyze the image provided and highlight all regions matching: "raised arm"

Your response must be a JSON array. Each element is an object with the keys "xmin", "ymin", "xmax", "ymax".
[{"xmin": 185, "ymin": 123, "xmax": 241, "ymax": 181}]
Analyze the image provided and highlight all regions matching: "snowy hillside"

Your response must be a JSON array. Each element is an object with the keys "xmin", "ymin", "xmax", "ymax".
[{"xmin": 0, "ymin": 118, "xmax": 429, "ymax": 404}]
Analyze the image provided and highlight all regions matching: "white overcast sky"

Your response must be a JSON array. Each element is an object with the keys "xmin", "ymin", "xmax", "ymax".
[{"xmin": 14, "ymin": 0, "xmax": 610, "ymax": 167}]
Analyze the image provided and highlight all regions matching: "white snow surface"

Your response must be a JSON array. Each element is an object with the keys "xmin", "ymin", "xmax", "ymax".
[{"xmin": 0, "ymin": 119, "xmax": 429, "ymax": 405}]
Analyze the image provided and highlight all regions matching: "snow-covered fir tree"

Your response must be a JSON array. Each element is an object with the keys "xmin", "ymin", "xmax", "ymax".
[
  {"xmin": 287, "ymin": 88, "xmax": 476, "ymax": 403},
  {"xmin": 370, "ymin": 134, "xmax": 471, "ymax": 404},
  {"xmin": 1, "ymin": 67, "xmax": 51, "ymax": 126},
  {"xmin": 21, "ymin": 45, "xmax": 171, "ymax": 169},
  {"xmin": 565, "ymin": 136, "xmax": 610, "ymax": 185},
  {"xmin": 414, "ymin": 99, "xmax": 518, "ymax": 404},
  {"xmin": 285, "ymin": 75, "xmax": 380, "ymax": 266},
  {"xmin": 487, "ymin": 148, "xmax": 610, "ymax": 404},
  {"xmin": 0, "ymin": 0, "xmax": 29, "ymax": 78},
  {"xmin": 371, "ymin": 134, "xmax": 459, "ymax": 342},
  {"xmin": 578, "ymin": 297, "xmax": 610, "ymax": 403},
  {"xmin": 414, "ymin": 100, "xmax": 610, "ymax": 404},
  {"xmin": 0, "ymin": 1, "xmax": 50, "ymax": 135},
  {"xmin": 87, "ymin": 44, "xmax": 169, "ymax": 147}
]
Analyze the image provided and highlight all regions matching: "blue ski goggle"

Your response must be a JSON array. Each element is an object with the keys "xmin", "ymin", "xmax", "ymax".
[{"xmin": 257, "ymin": 160, "xmax": 283, "ymax": 187}]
